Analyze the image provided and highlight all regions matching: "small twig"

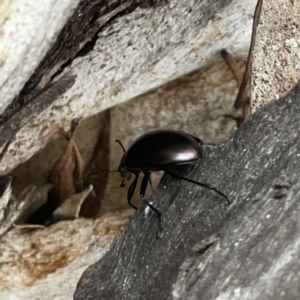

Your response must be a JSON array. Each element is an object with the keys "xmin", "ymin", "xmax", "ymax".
[
  {"xmin": 13, "ymin": 223, "xmax": 45, "ymax": 229},
  {"xmin": 220, "ymin": 49, "xmax": 245, "ymax": 90},
  {"xmin": 42, "ymin": 126, "xmax": 69, "ymax": 144},
  {"xmin": 234, "ymin": 0, "xmax": 263, "ymax": 109},
  {"xmin": 220, "ymin": 49, "xmax": 250, "ymax": 121}
]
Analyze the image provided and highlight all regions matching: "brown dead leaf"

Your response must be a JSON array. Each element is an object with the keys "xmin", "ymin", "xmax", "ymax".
[
  {"xmin": 52, "ymin": 185, "xmax": 93, "ymax": 221},
  {"xmin": 48, "ymin": 137, "xmax": 82, "ymax": 203},
  {"xmin": 25, "ymin": 119, "xmax": 84, "ymax": 224},
  {"xmin": 79, "ymin": 110, "xmax": 110, "ymax": 218},
  {"xmin": 48, "ymin": 119, "xmax": 82, "ymax": 202}
]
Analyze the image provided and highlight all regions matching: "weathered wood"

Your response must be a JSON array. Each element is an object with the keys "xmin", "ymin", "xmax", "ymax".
[
  {"xmin": 0, "ymin": 209, "xmax": 134, "ymax": 299},
  {"xmin": 75, "ymin": 81, "xmax": 300, "ymax": 299},
  {"xmin": 0, "ymin": 0, "xmax": 79, "ymax": 115},
  {"xmin": 251, "ymin": 0, "xmax": 300, "ymax": 113},
  {"xmin": 0, "ymin": 0, "xmax": 266, "ymax": 299},
  {"xmin": 0, "ymin": 0, "xmax": 255, "ymax": 174},
  {"xmin": 0, "ymin": 0, "xmax": 148, "ymax": 121}
]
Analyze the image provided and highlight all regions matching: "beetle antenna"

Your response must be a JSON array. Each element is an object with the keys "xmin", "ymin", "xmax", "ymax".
[
  {"xmin": 88, "ymin": 170, "xmax": 119, "ymax": 177},
  {"xmin": 115, "ymin": 139, "xmax": 126, "ymax": 153},
  {"xmin": 76, "ymin": 170, "xmax": 119, "ymax": 184},
  {"xmin": 164, "ymin": 170, "xmax": 230, "ymax": 205}
]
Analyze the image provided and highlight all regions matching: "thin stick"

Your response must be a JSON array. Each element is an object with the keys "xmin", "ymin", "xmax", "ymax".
[
  {"xmin": 234, "ymin": 0, "xmax": 263, "ymax": 109},
  {"xmin": 220, "ymin": 49, "xmax": 244, "ymax": 87},
  {"xmin": 221, "ymin": 49, "xmax": 250, "ymax": 121}
]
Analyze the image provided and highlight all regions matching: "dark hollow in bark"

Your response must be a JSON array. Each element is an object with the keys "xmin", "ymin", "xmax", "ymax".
[{"xmin": 74, "ymin": 82, "xmax": 300, "ymax": 299}]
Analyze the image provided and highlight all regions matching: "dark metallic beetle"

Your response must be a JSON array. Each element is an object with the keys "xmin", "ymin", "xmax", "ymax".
[{"xmin": 115, "ymin": 130, "xmax": 229, "ymax": 230}]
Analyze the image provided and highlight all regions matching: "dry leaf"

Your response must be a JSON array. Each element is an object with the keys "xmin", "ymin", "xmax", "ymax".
[
  {"xmin": 48, "ymin": 119, "xmax": 83, "ymax": 201},
  {"xmin": 48, "ymin": 137, "xmax": 82, "ymax": 202},
  {"xmin": 78, "ymin": 110, "xmax": 110, "ymax": 218},
  {"xmin": 29, "ymin": 119, "xmax": 84, "ymax": 224},
  {"xmin": 52, "ymin": 185, "xmax": 93, "ymax": 221}
]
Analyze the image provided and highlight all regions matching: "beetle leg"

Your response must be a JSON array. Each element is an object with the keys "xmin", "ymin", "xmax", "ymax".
[
  {"xmin": 140, "ymin": 172, "xmax": 150, "ymax": 198},
  {"xmin": 141, "ymin": 172, "xmax": 163, "ymax": 231},
  {"xmin": 148, "ymin": 174, "xmax": 154, "ymax": 193},
  {"xmin": 127, "ymin": 173, "xmax": 139, "ymax": 209},
  {"xmin": 144, "ymin": 200, "xmax": 163, "ymax": 231},
  {"xmin": 164, "ymin": 169, "xmax": 230, "ymax": 205},
  {"xmin": 120, "ymin": 179, "xmax": 126, "ymax": 187}
]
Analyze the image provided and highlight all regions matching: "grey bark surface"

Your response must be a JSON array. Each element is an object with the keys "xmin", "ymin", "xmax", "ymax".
[
  {"xmin": 75, "ymin": 81, "xmax": 300, "ymax": 300},
  {"xmin": 0, "ymin": 0, "xmax": 255, "ymax": 296}
]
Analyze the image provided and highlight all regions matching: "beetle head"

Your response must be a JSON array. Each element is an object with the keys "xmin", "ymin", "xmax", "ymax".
[
  {"xmin": 115, "ymin": 139, "xmax": 131, "ymax": 186},
  {"xmin": 118, "ymin": 154, "xmax": 131, "ymax": 187}
]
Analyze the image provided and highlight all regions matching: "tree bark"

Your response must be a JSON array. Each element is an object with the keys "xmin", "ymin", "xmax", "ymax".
[
  {"xmin": 0, "ymin": 209, "xmax": 134, "ymax": 300},
  {"xmin": 0, "ymin": 0, "xmax": 79, "ymax": 115},
  {"xmin": 0, "ymin": 0, "xmax": 255, "ymax": 174},
  {"xmin": 75, "ymin": 80, "xmax": 300, "ymax": 300},
  {"xmin": 3, "ymin": 0, "xmax": 298, "ymax": 299},
  {"xmin": 251, "ymin": 0, "xmax": 300, "ymax": 113}
]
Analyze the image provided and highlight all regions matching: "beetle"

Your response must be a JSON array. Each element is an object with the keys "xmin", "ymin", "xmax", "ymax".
[{"xmin": 114, "ymin": 129, "xmax": 229, "ymax": 230}]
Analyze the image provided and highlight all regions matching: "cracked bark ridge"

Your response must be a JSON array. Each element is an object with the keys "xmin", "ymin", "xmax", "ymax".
[
  {"xmin": 1, "ymin": 0, "xmax": 247, "ymax": 175},
  {"xmin": 0, "ymin": 75, "xmax": 76, "ymax": 150},
  {"xmin": 1, "ymin": 0, "xmax": 159, "ymax": 125},
  {"xmin": 75, "ymin": 81, "xmax": 300, "ymax": 300}
]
